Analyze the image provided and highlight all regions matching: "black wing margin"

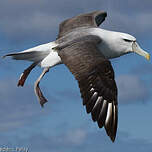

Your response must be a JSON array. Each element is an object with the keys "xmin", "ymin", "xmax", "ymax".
[
  {"xmin": 58, "ymin": 10, "xmax": 107, "ymax": 38},
  {"xmin": 57, "ymin": 36, "xmax": 118, "ymax": 142}
]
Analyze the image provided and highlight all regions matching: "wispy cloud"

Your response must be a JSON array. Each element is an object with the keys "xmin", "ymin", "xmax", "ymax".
[
  {"xmin": 0, "ymin": 0, "xmax": 152, "ymax": 44},
  {"xmin": 130, "ymin": 63, "xmax": 152, "ymax": 76},
  {"xmin": 116, "ymin": 74, "xmax": 150, "ymax": 104},
  {"xmin": 0, "ymin": 78, "xmax": 57, "ymax": 132},
  {"xmin": 1, "ymin": 127, "xmax": 152, "ymax": 152}
]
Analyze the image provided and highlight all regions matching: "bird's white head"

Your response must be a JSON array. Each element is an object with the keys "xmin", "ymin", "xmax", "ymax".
[
  {"xmin": 116, "ymin": 32, "xmax": 150, "ymax": 60},
  {"xmin": 99, "ymin": 29, "xmax": 150, "ymax": 60}
]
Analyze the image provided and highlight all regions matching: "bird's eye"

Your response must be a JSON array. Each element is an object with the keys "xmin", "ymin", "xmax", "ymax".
[{"xmin": 123, "ymin": 39, "xmax": 132, "ymax": 42}]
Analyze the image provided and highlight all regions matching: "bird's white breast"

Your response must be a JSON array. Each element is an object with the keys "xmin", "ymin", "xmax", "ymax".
[{"xmin": 40, "ymin": 42, "xmax": 62, "ymax": 68}]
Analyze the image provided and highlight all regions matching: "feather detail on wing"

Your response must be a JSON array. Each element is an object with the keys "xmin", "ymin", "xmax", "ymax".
[
  {"xmin": 57, "ymin": 10, "xmax": 107, "ymax": 38},
  {"xmin": 58, "ymin": 35, "xmax": 118, "ymax": 142}
]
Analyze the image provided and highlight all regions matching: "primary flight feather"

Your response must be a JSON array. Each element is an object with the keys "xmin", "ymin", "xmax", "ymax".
[{"xmin": 3, "ymin": 11, "xmax": 150, "ymax": 142}]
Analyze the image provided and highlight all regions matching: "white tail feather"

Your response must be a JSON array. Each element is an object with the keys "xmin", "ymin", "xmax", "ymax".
[{"xmin": 3, "ymin": 42, "xmax": 57, "ymax": 62}]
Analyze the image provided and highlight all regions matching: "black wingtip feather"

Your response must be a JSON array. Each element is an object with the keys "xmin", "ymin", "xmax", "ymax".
[
  {"xmin": 97, "ymin": 100, "xmax": 108, "ymax": 128},
  {"xmin": 104, "ymin": 103, "xmax": 118, "ymax": 142},
  {"xmin": 86, "ymin": 92, "xmax": 98, "ymax": 113},
  {"xmin": 91, "ymin": 97, "xmax": 103, "ymax": 121}
]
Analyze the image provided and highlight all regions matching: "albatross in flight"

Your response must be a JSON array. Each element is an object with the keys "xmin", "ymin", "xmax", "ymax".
[{"xmin": 3, "ymin": 11, "xmax": 150, "ymax": 142}]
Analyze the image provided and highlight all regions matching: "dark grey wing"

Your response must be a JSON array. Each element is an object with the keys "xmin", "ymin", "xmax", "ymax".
[
  {"xmin": 58, "ymin": 36, "xmax": 118, "ymax": 142},
  {"xmin": 58, "ymin": 10, "xmax": 107, "ymax": 38}
]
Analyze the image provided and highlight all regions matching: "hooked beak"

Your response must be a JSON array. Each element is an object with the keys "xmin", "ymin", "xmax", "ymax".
[{"xmin": 132, "ymin": 42, "xmax": 150, "ymax": 60}]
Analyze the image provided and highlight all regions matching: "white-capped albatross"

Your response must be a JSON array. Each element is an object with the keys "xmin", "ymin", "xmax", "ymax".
[{"xmin": 3, "ymin": 11, "xmax": 150, "ymax": 142}]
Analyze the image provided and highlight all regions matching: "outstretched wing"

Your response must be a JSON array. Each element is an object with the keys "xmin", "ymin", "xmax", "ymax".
[
  {"xmin": 58, "ymin": 35, "xmax": 118, "ymax": 142},
  {"xmin": 58, "ymin": 10, "xmax": 107, "ymax": 38}
]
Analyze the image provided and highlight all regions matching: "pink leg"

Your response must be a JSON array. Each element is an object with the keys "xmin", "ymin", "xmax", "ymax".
[
  {"xmin": 18, "ymin": 62, "xmax": 39, "ymax": 87},
  {"xmin": 34, "ymin": 67, "xmax": 50, "ymax": 107}
]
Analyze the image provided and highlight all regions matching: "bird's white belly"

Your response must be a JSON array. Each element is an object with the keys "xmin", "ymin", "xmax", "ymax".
[{"xmin": 40, "ymin": 50, "xmax": 62, "ymax": 67}]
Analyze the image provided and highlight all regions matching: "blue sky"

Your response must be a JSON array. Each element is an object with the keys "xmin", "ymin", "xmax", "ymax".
[{"xmin": 0, "ymin": 0, "xmax": 152, "ymax": 152}]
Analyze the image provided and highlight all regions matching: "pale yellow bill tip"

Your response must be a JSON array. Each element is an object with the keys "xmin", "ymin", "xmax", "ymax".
[{"xmin": 146, "ymin": 53, "xmax": 150, "ymax": 60}]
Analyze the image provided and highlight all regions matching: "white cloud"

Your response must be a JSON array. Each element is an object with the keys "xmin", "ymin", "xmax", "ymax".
[
  {"xmin": 0, "ymin": 78, "xmax": 55, "ymax": 131},
  {"xmin": 116, "ymin": 74, "xmax": 150, "ymax": 104},
  {"xmin": 66, "ymin": 129, "xmax": 87, "ymax": 145},
  {"xmin": 0, "ymin": 0, "xmax": 152, "ymax": 44},
  {"xmin": 1, "ymin": 129, "xmax": 152, "ymax": 152}
]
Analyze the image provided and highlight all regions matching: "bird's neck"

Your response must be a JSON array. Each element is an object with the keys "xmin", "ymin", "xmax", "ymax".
[{"xmin": 89, "ymin": 28, "xmax": 129, "ymax": 59}]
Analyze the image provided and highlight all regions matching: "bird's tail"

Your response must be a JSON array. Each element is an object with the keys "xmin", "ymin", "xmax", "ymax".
[
  {"xmin": 3, "ymin": 51, "xmax": 50, "ymax": 62},
  {"xmin": 2, "ymin": 41, "xmax": 57, "ymax": 62}
]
